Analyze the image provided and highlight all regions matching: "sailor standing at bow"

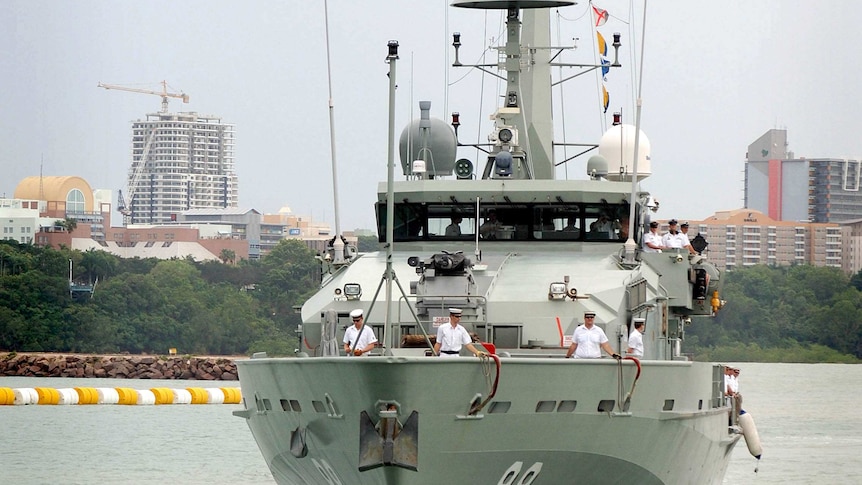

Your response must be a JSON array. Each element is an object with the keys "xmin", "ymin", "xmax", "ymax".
[
  {"xmin": 433, "ymin": 308, "xmax": 484, "ymax": 358},
  {"xmin": 343, "ymin": 309, "xmax": 378, "ymax": 356},
  {"xmin": 565, "ymin": 311, "xmax": 621, "ymax": 359}
]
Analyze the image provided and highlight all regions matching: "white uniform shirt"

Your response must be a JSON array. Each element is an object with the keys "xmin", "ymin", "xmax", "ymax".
[
  {"xmin": 662, "ymin": 231, "xmax": 686, "ymax": 249},
  {"xmin": 643, "ymin": 230, "xmax": 663, "ymax": 252},
  {"xmin": 627, "ymin": 328, "xmax": 644, "ymax": 357},
  {"xmin": 571, "ymin": 324, "xmax": 609, "ymax": 358},
  {"xmin": 343, "ymin": 324, "xmax": 378, "ymax": 356},
  {"xmin": 729, "ymin": 374, "xmax": 739, "ymax": 394},
  {"xmin": 436, "ymin": 323, "xmax": 472, "ymax": 357},
  {"xmin": 680, "ymin": 232, "xmax": 692, "ymax": 247}
]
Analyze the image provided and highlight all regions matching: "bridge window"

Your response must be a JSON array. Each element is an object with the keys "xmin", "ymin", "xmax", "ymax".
[{"xmin": 377, "ymin": 201, "xmax": 635, "ymax": 243}]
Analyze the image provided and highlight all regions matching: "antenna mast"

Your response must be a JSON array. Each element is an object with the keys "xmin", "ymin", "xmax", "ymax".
[{"xmin": 323, "ymin": 0, "xmax": 343, "ymax": 242}]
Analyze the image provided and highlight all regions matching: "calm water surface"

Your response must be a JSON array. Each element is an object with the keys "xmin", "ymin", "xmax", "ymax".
[
  {"xmin": 722, "ymin": 363, "xmax": 862, "ymax": 484},
  {"xmin": 0, "ymin": 377, "xmax": 272, "ymax": 484},
  {"xmin": 2, "ymin": 364, "xmax": 860, "ymax": 484}
]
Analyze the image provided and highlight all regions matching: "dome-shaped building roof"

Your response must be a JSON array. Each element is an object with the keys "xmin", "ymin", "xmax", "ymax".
[{"xmin": 14, "ymin": 176, "xmax": 94, "ymax": 212}]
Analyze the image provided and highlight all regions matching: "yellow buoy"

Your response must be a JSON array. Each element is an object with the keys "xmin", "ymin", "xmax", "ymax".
[
  {"xmin": 0, "ymin": 387, "xmax": 14, "ymax": 405},
  {"xmin": 220, "ymin": 387, "xmax": 242, "ymax": 404},
  {"xmin": 150, "ymin": 387, "xmax": 174, "ymax": 405},
  {"xmin": 35, "ymin": 387, "xmax": 60, "ymax": 405},
  {"xmin": 115, "ymin": 387, "xmax": 138, "ymax": 405},
  {"xmin": 186, "ymin": 387, "xmax": 208, "ymax": 404},
  {"xmin": 74, "ymin": 387, "xmax": 99, "ymax": 405}
]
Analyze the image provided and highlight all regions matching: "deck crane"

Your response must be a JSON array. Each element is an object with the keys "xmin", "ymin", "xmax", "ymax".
[{"xmin": 97, "ymin": 80, "xmax": 189, "ymax": 113}]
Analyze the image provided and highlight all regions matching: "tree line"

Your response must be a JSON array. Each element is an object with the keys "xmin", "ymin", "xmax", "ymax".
[
  {"xmin": 0, "ymin": 239, "xmax": 317, "ymax": 356},
  {"xmin": 1, "ymin": 237, "xmax": 859, "ymax": 361},
  {"xmin": 684, "ymin": 264, "xmax": 861, "ymax": 362}
]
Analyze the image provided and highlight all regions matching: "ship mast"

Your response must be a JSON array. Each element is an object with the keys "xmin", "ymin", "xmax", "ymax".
[
  {"xmin": 383, "ymin": 41, "xmax": 399, "ymax": 350},
  {"xmin": 624, "ymin": 0, "xmax": 650, "ymax": 264},
  {"xmin": 323, "ymin": 0, "xmax": 344, "ymax": 255}
]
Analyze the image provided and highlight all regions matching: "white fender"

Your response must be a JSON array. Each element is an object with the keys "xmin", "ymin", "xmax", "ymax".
[{"xmin": 738, "ymin": 412, "xmax": 762, "ymax": 459}]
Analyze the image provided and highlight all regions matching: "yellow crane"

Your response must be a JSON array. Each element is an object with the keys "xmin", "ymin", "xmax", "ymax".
[{"xmin": 97, "ymin": 80, "xmax": 189, "ymax": 113}]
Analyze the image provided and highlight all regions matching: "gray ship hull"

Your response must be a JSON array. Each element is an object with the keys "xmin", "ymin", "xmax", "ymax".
[{"xmin": 235, "ymin": 356, "xmax": 738, "ymax": 484}]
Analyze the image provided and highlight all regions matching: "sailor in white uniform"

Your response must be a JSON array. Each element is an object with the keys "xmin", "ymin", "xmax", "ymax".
[
  {"xmin": 661, "ymin": 219, "xmax": 687, "ymax": 249},
  {"xmin": 565, "ymin": 311, "xmax": 621, "ymax": 359},
  {"xmin": 626, "ymin": 318, "xmax": 645, "ymax": 357},
  {"xmin": 433, "ymin": 308, "xmax": 483, "ymax": 358},
  {"xmin": 343, "ymin": 309, "xmax": 378, "ymax": 356},
  {"xmin": 643, "ymin": 221, "xmax": 664, "ymax": 253}
]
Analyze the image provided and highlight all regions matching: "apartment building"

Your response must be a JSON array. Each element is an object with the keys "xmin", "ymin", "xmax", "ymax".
[
  {"xmin": 675, "ymin": 209, "xmax": 843, "ymax": 272},
  {"xmin": 123, "ymin": 112, "xmax": 238, "ymax": 225},
  {"xmin": 745, "ymin": 128, "xmax": 862, "ymax": 223}
]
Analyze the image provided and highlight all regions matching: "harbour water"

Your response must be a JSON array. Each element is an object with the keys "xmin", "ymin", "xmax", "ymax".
[{"xmin": 1, "ymin": 363, "xmax": 860, "ymax": 484}]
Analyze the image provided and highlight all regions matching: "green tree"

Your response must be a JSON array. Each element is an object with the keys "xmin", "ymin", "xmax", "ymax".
[
  {"xmin": 80, "ymin": 249, "xmax": 119, "ymax": 282},
  {"xmin": 219, "ymin": 248, "xmax": 236, "ymax": 264},
  {"xmin": 357, "ymin": 234, "xmax": 380, "ymax": 253},
  {"xmin": 258, "ymin": 239, "xmax": 318, "ymax": 331}
]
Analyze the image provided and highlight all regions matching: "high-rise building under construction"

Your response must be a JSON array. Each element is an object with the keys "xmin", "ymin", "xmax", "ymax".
[{"xmin": 121, "ymin": 111, "xmax": 238, "ymax": 225}]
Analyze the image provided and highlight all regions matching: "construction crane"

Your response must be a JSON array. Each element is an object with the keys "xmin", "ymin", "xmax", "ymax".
[
  {"xmin": 99, "ymin": 80, "xmax": 189, "ymax": 224},
  {"xmin": 116, "ymin": 123, "xmax": 158, "ymax": 224},
  {"xmin": 97, "ymin": 80, "xmax": 189, "ymax": 113}
]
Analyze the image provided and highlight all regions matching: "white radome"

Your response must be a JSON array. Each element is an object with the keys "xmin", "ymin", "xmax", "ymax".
[{"xmin": 598, "ymin": 124, "xmax": 652, "ymax": 181}]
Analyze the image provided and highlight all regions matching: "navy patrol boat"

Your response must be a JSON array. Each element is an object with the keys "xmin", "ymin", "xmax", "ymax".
[{"xmin": 234, "ymin": 1, "xmax": 745, "ymax": 483}]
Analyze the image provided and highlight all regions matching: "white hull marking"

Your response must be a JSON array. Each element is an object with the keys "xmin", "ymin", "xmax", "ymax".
[
  {"xmin": 311, "ymin": 458, "xmax": 343, "ymax": 485},
  {"xmin": 498, "ymin": 461, "xmax": 543, "ymax": 485}
]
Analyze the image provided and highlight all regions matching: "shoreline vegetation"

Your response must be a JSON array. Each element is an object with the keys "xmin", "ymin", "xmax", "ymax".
[{"xmin": 692, "ymin": 343, "xmax": 859, "ymax": 364}]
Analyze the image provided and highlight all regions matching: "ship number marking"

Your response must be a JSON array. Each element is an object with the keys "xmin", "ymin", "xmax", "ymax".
[
  {"xmin": 311, "ymin": 458, "xmax": 343, "ymax": 485},
  {"xmin": 498, "ymin": 461, "xmax": 543, "ymax": 485}
]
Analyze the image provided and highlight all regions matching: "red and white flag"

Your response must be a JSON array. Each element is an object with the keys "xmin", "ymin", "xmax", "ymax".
[{"xmin": 592, "ymin": 5, "xmax": 609, "ymax": 27}]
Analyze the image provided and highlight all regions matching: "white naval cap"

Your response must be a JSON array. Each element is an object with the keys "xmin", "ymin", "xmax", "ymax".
[
  {"xmin": 349, "ymin": 309, "xmax": 363, "ymax": 318},
  {"xmin": 449, "ymin": 308, "xmax": 463, "ymax": 315}
]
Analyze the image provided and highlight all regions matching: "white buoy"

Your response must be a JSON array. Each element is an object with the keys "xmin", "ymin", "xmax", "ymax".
[
  {"xmin": 171, "ymin": 388, "xmax": 192, "ymax": 404},
  {"xmin": 205, "ymin": 388, "xmax": 225, "ymax": 404},
  {"xmin": 13, "ymin": 388, "xmax": 38, "ymax": 405},
  {"xmin": 135, "ymin": 389, "xmax": 156, "ymax": 405},
  {"xmin": 96, "ymin": 387, "xmax": 119, "ymax": 404},
  {"xmin": 56, "ymin": 388, "xmax": 80, "ymax": 405}
]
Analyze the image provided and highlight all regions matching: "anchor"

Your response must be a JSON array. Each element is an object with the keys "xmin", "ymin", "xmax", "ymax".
[{"xmin": 358, "ymin": 409, "xmax": 419, "ymax": 472}]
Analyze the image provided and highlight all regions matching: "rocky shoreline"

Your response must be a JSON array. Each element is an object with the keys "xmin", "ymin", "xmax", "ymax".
[{"xmin": 0, "ymin": 353, "xmax": 239, "ymax": 380}]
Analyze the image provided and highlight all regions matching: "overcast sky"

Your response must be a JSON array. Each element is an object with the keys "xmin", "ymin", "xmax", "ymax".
[{"xmin": 2, "ymin": 1, "xmax": 859, "ymax": 230}]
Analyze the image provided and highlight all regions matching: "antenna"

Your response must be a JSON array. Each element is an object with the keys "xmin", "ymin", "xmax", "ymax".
[
  {"xmin": 623, "ymin": 0, "xmax": 649, "ymax": 264},
  {"xmin": 323, "ymin": 0, "xmax": 343, "ymax": 245}
]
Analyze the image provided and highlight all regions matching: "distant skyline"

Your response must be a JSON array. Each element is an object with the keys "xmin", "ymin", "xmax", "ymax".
[{"xmin": 2, "ymin": 1, "xmax": 859, "ymax": 230}]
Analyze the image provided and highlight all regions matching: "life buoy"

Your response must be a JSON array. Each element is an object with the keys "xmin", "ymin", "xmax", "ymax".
[{"xmin": 738, "ymin": 411, "xmax": 762, "ymax": 459}]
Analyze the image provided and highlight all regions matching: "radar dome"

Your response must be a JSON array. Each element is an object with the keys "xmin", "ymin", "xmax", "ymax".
[
  {"xmin": 598, "ymin": 124, "xmax": 652, "ymax": 181},
  {"xmin": 586, "ymin": 155, "xmax": 608, "ymax": 179},
  {"xmin": 399, "ymin": 117, "xmax": 457, "ymax": 177}
]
